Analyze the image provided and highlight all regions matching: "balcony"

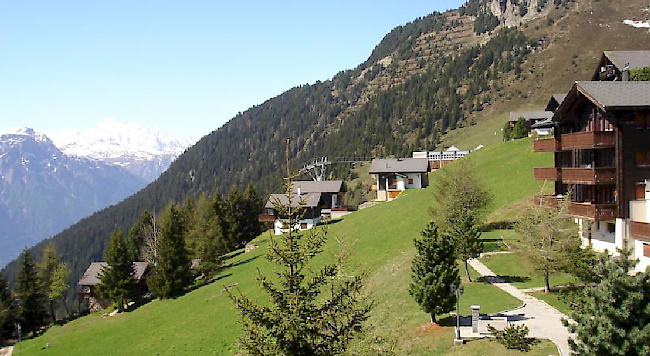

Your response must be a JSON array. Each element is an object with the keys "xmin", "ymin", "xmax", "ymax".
[
  {"xmin": 560, "ymin": 167, "xmax": 616, "ymax": 184},
  {"xmin": 536, "ymin": 196, "xmax": 617, "ymax": 221},
  {"xmin": 534, "ymin": 167, "xmax": 560, "ymax": 181},
  {"xmin": 568, "ymin": 202, "xmax": 617, "ymax": 221},
  {"xmin": 258, "ymin": 214, "xmax": 276, "ymax": 222},
  {"xmin": 560, "ymin": 131, "xmax": 615, "ymax": 151},
  {"xmin": 630, "ymin": 221, "xmax": 650, "ymax": 241},
  {"xmin": 533, "ymin": 138, "xmax": 560, "ymax": 153}
]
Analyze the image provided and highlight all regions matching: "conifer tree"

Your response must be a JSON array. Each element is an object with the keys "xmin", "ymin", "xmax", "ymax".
[
  {"xmin": 99, "ymin": 230, "xmax": 136, "ymax": 312},
  {"xmin": 409, "ymin": 222, "xmax": 459, "ymax": 324},
  {"xmin": 16, "ymin": 250, "xmax": 48, "ymax": 335},
  {"xmin": 38, "ymin": 243, "xmax": 69, "ymax": 322},
  {"xmin": 0, "ymin": 274, "xmax": 16, "ymax": 342},
  {"xmin": 186, "ymin": 192, "xmax": 225, "ymax": 277},
  {"xmin": 432, "ymin": 160, "xmax": 491, "ymax": 282},
  {"xmin": 564, "ymin": 246, "xmax": 650, "ymax": 355},
  {"xmin": 229, "ymin": 143, "xmax": 371, "ymax": 355},
  {"xmin": 148, "ymin": 202, "xmax": 191, "ymax": 299}
]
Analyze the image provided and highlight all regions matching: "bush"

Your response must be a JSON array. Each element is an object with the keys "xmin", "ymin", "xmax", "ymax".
[{"xmin": 488, "ymin": 323, "xmax": 538, "ymax": 352}]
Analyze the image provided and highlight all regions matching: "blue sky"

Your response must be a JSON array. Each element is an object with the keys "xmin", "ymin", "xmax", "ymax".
[{"xmin": 0, "ymin": 1, "xmax": 466, "ymax": 140}]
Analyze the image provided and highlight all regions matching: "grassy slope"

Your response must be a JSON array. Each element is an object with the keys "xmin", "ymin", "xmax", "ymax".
[
  {"xmin": 443, "ymin": 0, "xmax": 650, "ymax": 151},
  {"xmin": 19, "ymin": 138, "xmax": 553, "ymax": 355}
]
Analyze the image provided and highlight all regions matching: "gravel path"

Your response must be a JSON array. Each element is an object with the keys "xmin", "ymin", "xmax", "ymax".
[
  {"xmin": 469, "ymin": 258, "xmax": 574, "ymax": 356},
  {"xmin": 0, "ymin": 346, "xmax": 13, "ymax": 356}
]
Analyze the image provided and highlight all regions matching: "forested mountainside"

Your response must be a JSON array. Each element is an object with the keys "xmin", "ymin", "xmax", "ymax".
[{"xmin": 4, "ymin": 0, "xmax": 649, "ymax": 298}]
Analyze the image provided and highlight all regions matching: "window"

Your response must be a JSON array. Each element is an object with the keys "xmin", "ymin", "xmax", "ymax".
[
  {"xmin": 644, "ymin": 243, "xmax": 650, "ymax": 258},
  {"xmin": 408, "ymin": 178, "xmax": 414, "ymax": 185},
  {"xmin": 637, "ymin": 149, "xmax": 648, "ymax": 166},
  {"xmin": 300, "ymin": 223, "xmax": 308, "ymax": 230},
  {"xmin": 607, "ymin": 223, "xmax": 615, "ymax": 234},
  {"xmin": 637, "ymin": 184, "xmax": 646, "ymax": 200}
]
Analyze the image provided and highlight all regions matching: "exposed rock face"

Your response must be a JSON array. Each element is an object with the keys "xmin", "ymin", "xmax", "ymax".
[{"xmin": 488, "ymin": 0, "xmax": 552, "ymax": 27}]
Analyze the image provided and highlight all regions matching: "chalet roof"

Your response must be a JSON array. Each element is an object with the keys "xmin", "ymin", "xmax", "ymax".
[
  {"xmin": 576, "ymin": 81, "xmax": 650, "ymax": 110},
  {"xmin": 265, "ymin": 192, "xmax": 321, "ymax": 209},
  {"xmin": 509, "ymin": 111, "xmax": 554, "ymax": 122},
  {"xmin": 369, "ymin": 158, "xmax": 429, "ymax": 174},
  {"xmin": 545, "ymin": 94, "xmax": 567, "ymax": 111},
  {"xmin": 603, "ymin": 51, "xmax": 650, "ymax": 72},
  {"xmin": 292, "ymin": 180, "xmax": 344, "ymax": 194},
  {"xmin": 78, "ymin": 261, "xmax": 148, "ymax": 286},
  {"xmin": 531, "ymin": 118, "xmax": 554, "ymax": 129}
]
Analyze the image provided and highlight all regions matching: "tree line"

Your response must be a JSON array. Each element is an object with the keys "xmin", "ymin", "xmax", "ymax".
[{"xmin": 0, "ymin": 185, "xmax": 264, "ymax": 340}]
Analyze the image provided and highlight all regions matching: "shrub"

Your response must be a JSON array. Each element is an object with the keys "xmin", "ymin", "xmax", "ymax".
[{"xmin": 488, "ymin": 323, "xmax": 538, "ymax": 352}]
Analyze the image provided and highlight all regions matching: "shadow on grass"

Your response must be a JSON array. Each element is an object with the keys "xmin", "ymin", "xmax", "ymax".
[
  {"xmin": 482, "ymin": 221, "xmax": 515, "ymax": 231},
  {"xmin": 320, "ymin": 218, "xmax": 343, "ymax": 226},
  {"xmin": 477, "ymin": 275, "xmax": 530, "ymax": 284},
  {"xmin": 438, "ymin": 315, "xmax": 472, "ymax": 327},
  {"xmin": 222, "ymin": 255, "xmax": 260, "ymax": 270}
]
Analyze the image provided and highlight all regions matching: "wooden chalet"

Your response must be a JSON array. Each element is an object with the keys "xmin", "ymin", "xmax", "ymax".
[
  {"xmin": 369, "ymin": 158, "xmax": 429, "ymax": 201},
  {"xmin": 533, "ymin": 80, "xmax": 650, "ymax": 272},
  {"xmin": 78, "ymin": 261, "xmax": 149, "ymax": 311},
  {"xmin": 591, "ymin": 50, "xmax": 650, "ymax": 82},
  {"xmin": 509, "ymin": 110, "xmax": 554, "ymax": 129},
  {"xmin": 263, "ymin": 192, "xmax": 322, "ymax": 235}
]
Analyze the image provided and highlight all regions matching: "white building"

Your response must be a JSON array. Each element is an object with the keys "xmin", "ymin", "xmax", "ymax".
[{"xmin": 369, "ymin": 158, "xmax": 429, "ymax": 201}]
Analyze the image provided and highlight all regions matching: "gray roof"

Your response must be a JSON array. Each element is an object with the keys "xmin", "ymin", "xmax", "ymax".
[
  {"xmin": 531, "ymin": 118, "xmax": 554, "ymax": 129},
  {"xmin": 265, "ymin": 192, "xmax": 321, "ymax": 209},
  {"xmin": 509, "ymin": 111, "xmax": 554, "ymax": 122},
  {"xmin": 545, "ymin": 94, "xmax": 568, "ymax": 112},
  {"xmin": 369, "ymin": 158, "xmax": 429, "ymax": 174},
  {"xmin": 78, "ymin": 261, "xmax": 148, "ymax": 286},
  {"xmin": 603, "ymin": 51, "xmax": 650, "ymax": 71},
  {"xmin": 576, "ymin": 81, "xmax": 650, "ymax": 110},
  {"xmin": 292, "ymin": 180, "xmax": 343, "ymax": 193}
]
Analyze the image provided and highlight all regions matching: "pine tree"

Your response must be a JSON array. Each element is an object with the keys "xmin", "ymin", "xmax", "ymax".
[
  {"xmin": 409, "ymin": 222, "xmax": 460, "ymax": 324},
  {"xmin": 16, "ymin": 250, "xmax": 48, "ymax": 335},
  {"xmin": 564, "ymin": 246, "xmax": 650, "ymax": 355},
  {"xmin": 432, "ymin": 160, "xmax": 491, "ymax": 282},
  {"xmin": 148, "ymin": 202, "xmax": 191, "ymax": 299},
  {"xmin": 229, "ymin": 144, "xmax": 371, "ymax": 355},
  {"xmin": 0, "ymin": 274, "xmax": 16, "ymax": 342},
  {"xmin": 186, "ymin": 192, "xmax": 225, "ymax": 277},
  {"xmin": 98, "ymin": 230, "xmax": 136, "ymax": 312},
  {"xmin": 38, "ymin": 243, "xmax": 69, "ymax": 322}
]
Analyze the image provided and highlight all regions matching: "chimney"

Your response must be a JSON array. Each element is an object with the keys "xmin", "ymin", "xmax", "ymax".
[{"xmin": 622, "ymin": 63, "xmax": 630, "ymax": 81}]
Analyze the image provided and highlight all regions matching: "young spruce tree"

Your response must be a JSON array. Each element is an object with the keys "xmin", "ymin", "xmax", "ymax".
[
  {"xmin": 99, "ymin": 230, "xmax": 136, "ymax": 312},
  {"xmin": 229, "ymin": 142, "xmax": 371, "ymax": 355},
  {"xmin": 433, "ymin": 160, "xmax": 491, "ymax": 282},
  {"xmin": 0, "ymin": 273, "xmax": 16, "ymax": 342},
  {"xmin": 148, "ymin": 202, "xmax": 192, "ymax": 299},
  {"xmin": 16, "ymin": 250, "xmax": 48, "ymax": 335},
  {"xmin": 409, "ymin": 222, "xmax": 459, "ymax": 324},
  {"xmin": 564, "ymin": 245, "xmax": 650, "ymax": 356},
  {"xmin": 38, "ymin": 243, "xmax": 69, "ymax": 322}
]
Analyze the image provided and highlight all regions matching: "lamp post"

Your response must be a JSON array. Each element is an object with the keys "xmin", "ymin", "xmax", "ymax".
[
  {"xmin": 450, "ymin": 283, "xmax": 464, "ymax": 345},
  {"xmin": 16, "ymin": 323, "xmax": 21, "ymax": 355}
]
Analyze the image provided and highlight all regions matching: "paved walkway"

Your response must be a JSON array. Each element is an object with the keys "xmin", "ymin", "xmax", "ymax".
[
  {"xmin": 0, "ymin": 346, "xmax": 13, "ymax": 356},
  {"xmin": 467, "ymin": 258, "xmax": 574, "ymax": 356}
]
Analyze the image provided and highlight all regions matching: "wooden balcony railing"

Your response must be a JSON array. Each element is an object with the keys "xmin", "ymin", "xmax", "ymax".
[
  {"xmin": 630, "ymin": 221, "xmax": 650, "ymax": 240},
  {"xmin": 534, "ymin": 167, "xmax": 560, "ymax": 181},
  {"xmin": 258, "ymin": 214, "xmax": 276, "ymax": 222},
  {"xmin": 535, "ymin": 196, "xmax": 617, "ymax": 221},
  {"xmin": 533, "ymin": 138, "xmax": 560, "ymax": 153},
  {"xmin": 560, "ymin": 167, "xmax": 616, "ymax": 185},
  {"xmin": 568, "ymin": 202, "xmax": 617, "ymax": 221},
  {"xmin": 560, "ymin": 131, "xmax": 615, "ymax": 150}
]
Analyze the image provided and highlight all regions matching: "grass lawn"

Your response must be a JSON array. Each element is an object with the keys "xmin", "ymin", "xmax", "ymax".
[
  {"xmin": 481, "ymin": 252, "xmax": 581, "ymax": 289},
  {"xmin": 17, "ymin": 137, "xmax": 553, "ymax": 355},
  {"xmin": 531, "ymin": 291, "xmax": 576, "ymax": 317}
]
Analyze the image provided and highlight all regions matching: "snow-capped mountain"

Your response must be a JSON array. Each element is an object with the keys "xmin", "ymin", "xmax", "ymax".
[
  {"xmin": 0, "ymin": 128, "xmax": 147, "ymax": 268},
  {"xmin": 52, "ymin": 120, "xmax": 196, "ymax": 182}
]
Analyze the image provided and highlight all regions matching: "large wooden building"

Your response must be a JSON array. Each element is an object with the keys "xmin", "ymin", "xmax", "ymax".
[{"xmin": 533, "ymin": 80, "xmax": 650, "ymax": 272}]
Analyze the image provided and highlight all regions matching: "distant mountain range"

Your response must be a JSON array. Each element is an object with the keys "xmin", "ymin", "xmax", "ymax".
[
  {"xmin": 0, "ymin": 124, "xmax": 194, "ymax": 268},
  {"xmin": 52, "ymin": 120, "xmax": 196, "ymax": 182}
]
